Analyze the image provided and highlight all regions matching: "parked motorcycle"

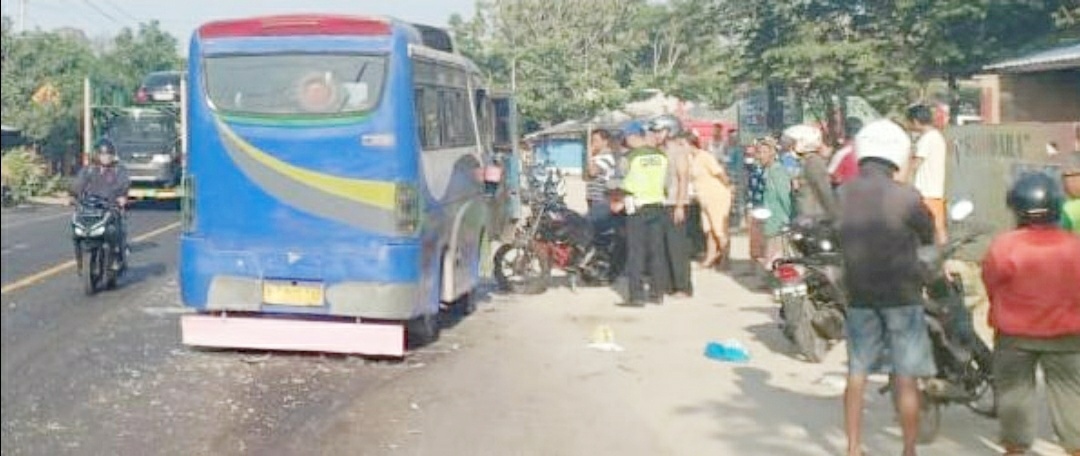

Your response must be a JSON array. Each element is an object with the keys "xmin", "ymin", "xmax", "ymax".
[
  {"xmin": 885, "ymin": 199, "xmax": 996, "ymax": 444},
  {"xmin": 493, "ymin": 180, "xmax": 624, "ymax": 294},
  {"xmin": 757, "ymin": 210, "xmax": 847, "ymax": 363},
  {"xmin": 72, "ymin": 194, "xmax": 126, "ymax": 295}
]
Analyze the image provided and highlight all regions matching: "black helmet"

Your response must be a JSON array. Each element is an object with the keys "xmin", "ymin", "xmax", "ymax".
[
  {"xmin": 94, "ymin": 138, "xmax": 117, "ymax": 156},
  {"xmin": 1006, "ymin": 171, "xmax": 1063, "ymax": 225}
]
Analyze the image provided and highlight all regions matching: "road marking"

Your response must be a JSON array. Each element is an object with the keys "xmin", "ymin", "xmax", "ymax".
[
  {"xmin": 1, "ymin": 211, "xmax": 71, "ymax": 230},
  {"xmin": 0, "ymin": 221, "xmax": 181, "ymax": 296},
  {"xmin": 1, "ymin": 243, "xmax": 31, "ymax": 257}
]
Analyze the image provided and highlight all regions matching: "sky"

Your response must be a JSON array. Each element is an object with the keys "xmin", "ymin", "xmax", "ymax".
[{"xmin": 3, "ymin": 0, "xmax": 476, "ymax": 42}]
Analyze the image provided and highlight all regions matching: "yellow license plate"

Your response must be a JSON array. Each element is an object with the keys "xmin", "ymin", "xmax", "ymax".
[{"xmin": 262, "ymin": 281, "xmax": 324, "ymax": 306}]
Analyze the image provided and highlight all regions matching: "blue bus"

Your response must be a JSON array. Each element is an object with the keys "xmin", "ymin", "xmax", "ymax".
[{"xmin": 179, "ymin": 15, "xmax": 512, "ymax": 356}]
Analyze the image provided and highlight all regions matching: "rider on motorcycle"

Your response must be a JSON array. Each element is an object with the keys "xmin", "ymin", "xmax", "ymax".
[
  {"xmin": 982, "ymin": 171, "xmax": 1080, "ymax": 456},
  {"xmin": 70, "ymin": 139, "xmax": 131, "ymax": 268}
]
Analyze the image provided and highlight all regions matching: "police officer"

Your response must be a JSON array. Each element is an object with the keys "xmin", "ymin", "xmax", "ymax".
[
  {"xmin": 70, "ymin": 139, "xmax": 132, "ymax": 268},
  {"xmin": 618, "ymin": 120, "xmax": 668, "ymax": 307},
  {"xmin": 648, "ymin": 114, "xmax": 693, "ymax": 297}
]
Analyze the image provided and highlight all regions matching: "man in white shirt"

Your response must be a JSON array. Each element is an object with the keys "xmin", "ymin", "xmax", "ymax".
[{"xmin": 905, "ymin": 104, "xmax": 948, "ymax": 245}]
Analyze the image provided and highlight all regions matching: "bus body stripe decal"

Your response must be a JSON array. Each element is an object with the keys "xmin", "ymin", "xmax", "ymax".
[
  {"xmin": 216, "ymin": 121, "xmax": 398, "ymax": 234},
  {"xmin": 216, "ymin": 120, "xmax": 396, "ymax": 209}
]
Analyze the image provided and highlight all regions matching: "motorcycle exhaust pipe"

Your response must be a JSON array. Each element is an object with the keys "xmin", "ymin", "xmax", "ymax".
[{"xmin": 575, "ymin": 246, "xmax": 596, "ymax": 269}]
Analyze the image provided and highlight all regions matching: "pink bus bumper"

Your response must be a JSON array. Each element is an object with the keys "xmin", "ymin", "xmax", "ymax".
[{"xmin": 181, "ymin": 313, "xmax": 406, "ymax": 357}]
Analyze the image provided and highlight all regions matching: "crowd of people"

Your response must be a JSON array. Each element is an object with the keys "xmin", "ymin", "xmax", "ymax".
[{"xmin": 571, "ymin": 108, "xmax": 1080, "ymax": 456}]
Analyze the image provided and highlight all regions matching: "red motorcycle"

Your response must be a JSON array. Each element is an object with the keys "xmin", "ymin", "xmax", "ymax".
[{"xmin": 493, "ymin": 186, "xmax": 624, "ymax": 294}]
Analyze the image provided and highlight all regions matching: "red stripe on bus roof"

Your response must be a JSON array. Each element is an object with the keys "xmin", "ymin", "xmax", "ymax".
[{"xmin": 198, "ymin": 15, "xmax": 391, "ymax": 39}]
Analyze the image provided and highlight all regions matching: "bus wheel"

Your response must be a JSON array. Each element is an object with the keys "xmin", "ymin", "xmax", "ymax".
[
  {"xmin": 407, "ymin": 312, "xmax": 441, "ymax": 350},
  {"xmin": 457, "ymin": 291, "xmax": 477, "ymax": 316}
]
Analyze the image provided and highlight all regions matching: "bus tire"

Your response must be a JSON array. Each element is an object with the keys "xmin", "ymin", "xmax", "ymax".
[{"xmin": 407, "ymin": 312, "xmax": 441, "ymax": 349}]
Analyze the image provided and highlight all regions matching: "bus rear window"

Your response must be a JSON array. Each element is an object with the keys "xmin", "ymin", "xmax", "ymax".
[{"xmin": 204, "ymin": 53, "xmax": 386, "ymax": 116}]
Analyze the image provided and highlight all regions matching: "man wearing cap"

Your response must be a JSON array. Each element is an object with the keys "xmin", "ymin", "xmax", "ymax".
[{"xmin": 617, "ymin": 120, "xmax": 669, "ymax": 306}]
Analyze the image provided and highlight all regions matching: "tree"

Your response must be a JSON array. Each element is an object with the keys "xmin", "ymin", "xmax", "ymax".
[
  {"xmin": 628, "ymin": 0, "xmax": 737, "ymax": 107},
  {"xmin": 1, "ymin": 18, "xmax": 182, "ymax": 170},
  {"xmin": 1, "ymin": 27, "xmax": 98, "ymax": 160},
  {"xmin": 900, "ymin": 0, "xmax": 1069, "ymax": 81},
  {"xmin": 726, "ymin": 0, "xmax": 1070, "ymax": 129},
  {"xmin": 453, "ymin": 0, "xmax": 649, "ymax": 125},
  {"xmin": 451, "ymin": 0, "xmax": 736, "ymax": 128},
  {"xmin": 725, "ymin": 0, "xmax": 918, "ymax": 139},
  {"xmin": 99, "ymin": 20, "xmax": 182, "ymax": 98}
]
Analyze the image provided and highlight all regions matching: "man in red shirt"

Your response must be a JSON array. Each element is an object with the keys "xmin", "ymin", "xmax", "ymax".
[
  {"xmin": 982, "ymin": 171, "xmax": 1080, "ymax": 456},
  {"xmin": 828, "ymin": 117, "xmax": 863, "ymax": 187}
]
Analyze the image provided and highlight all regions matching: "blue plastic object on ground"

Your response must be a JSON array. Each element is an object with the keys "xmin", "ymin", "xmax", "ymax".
[{"xmin": 704, "ymin": 339, "xmax": 750, "ymax": 363}]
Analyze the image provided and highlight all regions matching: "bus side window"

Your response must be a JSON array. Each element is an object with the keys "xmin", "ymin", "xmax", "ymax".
[
  {"xmin": 425, "ymin": 88, "xmax": 441, "ymax": 149},
  {"xmin": 414, "ymin": 87, "xmax": 426, "ymax": 147}
]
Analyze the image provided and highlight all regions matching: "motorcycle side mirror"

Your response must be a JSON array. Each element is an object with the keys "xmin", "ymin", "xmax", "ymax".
[
  {"xmin": 949, "ymin": 199, "xmax": 974, "ymax": 222},
  {"xmin": 750, "ymin": 207, "xmax": 772, "ymax": 220}
]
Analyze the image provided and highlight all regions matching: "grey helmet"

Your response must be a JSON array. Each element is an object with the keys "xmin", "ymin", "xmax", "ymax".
[{"xmin": 648, "ymin": 114, "xmax": 683, "ymax": 135}]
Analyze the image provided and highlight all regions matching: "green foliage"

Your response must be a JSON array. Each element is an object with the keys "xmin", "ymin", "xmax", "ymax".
[
  {"xmin": 451, "ymin": 0, "xmax": 736, "ymax": 129},
  {"xmin": 1, "ymin": 29, "xmax": 97, "ymax": 160},
  {"xmin": 1, "ymin": 16, "xmax": 181, "ymax": 167},
  {"xmin": 900, "ymin": 0, "xmax": 1067, "ymax": 79},
  {"xmin": 99, "ymin": 21, "xmax": 182, "ymax": 95},
  {"xmin": 1, "ymin": 147, "xmax": 66, "ymax": 203},
  {"xmin": 726, "ymin": 0, "xmax": 1072, "ymax": 118}
]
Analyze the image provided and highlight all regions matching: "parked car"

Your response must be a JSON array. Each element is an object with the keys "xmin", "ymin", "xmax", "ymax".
[{"xmin": 135, "ymin": 71, "xmax": 183, "ymax": 104}]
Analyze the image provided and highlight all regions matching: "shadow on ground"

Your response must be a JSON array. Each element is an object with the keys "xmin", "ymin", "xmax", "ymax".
[{"xmin": 675, "ymin": 366, "xmax": 1006, "ymax": 456}]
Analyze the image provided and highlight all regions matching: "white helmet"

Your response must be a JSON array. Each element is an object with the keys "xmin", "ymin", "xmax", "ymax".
[
  {"xmin": 647, "ymin": 114, "xmax": 683, "ymax": 135},
  {"xmin": 782, "ymin": 124, "xmax": 823, "ymax": 154},
  {"xmin": 855, "ymin": 119, "xmax": 912, "ymax": 170}
]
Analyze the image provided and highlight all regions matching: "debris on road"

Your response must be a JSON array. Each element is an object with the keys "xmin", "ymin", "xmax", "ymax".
[
  {"xmin": 587, "ymin": 324, "xmax": 624, "ymax": 352},
  {"xmin": 703, "ymin": 339, "xmax": 750, "ymax": 363}
]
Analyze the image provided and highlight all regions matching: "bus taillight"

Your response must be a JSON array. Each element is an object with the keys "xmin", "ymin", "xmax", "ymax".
[
  {"xmin": 395, "ymin": 183, "xmax": 421, "ymax": 235},
  {"xmin": 198, "ymin": 15, "xmax": 391, "ymax": 39}
]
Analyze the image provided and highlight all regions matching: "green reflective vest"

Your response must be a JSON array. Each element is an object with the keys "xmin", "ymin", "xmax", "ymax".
[{"xmin": 622, "ymin": 147, "xmax": 668, "ymax": 206}]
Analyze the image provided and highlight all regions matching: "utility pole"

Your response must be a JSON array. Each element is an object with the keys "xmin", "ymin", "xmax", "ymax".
[{"xmin": 18, "ymin": 0, "xmax": 27, "ymax": 33}]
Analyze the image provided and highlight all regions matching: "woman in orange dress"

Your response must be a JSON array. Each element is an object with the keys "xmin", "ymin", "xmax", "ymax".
[{"xmin": 674, "ymin": 131, "xmax": 733, "ymax": 268}]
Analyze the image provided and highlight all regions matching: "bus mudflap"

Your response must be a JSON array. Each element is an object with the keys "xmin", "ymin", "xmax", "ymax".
[{"xmin": 180, "ymin": 313, "xmax": 405, "ymax": 357}]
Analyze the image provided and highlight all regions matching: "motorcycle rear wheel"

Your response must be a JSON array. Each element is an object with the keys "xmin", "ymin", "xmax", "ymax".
[
  {"xmin": 493, "ymin": 243, "xmax": 550, "ymax": 295},
  {"xmin": 781, "ymin": 295, "xmax": 828, "ymax": 363}
]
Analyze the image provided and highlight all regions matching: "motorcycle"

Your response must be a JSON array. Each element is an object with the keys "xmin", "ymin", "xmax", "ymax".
[
  {"xmin": 755, "ymin": 210, "xmax": 847, "ymax": 363},
  {"xmin": 883, "ymin": 199, "xmax": 996, "ymax": 444},
  {"xmin": 72, "ymin": 194, "xmax": 126, "ymax": 295},
  {"xmin": 493, "ymin": 179, "xmax": 624, "ymax": 294}
]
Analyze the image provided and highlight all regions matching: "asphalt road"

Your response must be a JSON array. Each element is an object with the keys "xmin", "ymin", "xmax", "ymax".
[{"xmin": 0, "ymin": 202, "xmax": 428, "ymax": 455}]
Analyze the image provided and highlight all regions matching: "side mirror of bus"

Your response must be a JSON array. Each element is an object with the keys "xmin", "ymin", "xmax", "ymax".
[{"xmin": 491, "ymin": 95, "xmax": 515, "ymax": 152}]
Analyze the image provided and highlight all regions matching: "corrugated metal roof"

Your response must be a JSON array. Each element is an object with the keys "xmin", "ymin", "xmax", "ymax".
[{"xmin": 984, "ymin": 42, "xmax": 1080, "ymax": 73}]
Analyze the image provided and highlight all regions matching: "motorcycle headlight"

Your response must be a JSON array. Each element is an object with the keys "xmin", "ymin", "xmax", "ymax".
[
  {"xmin": 820, "ymin": 240, "xmax": 833, "ymax": 251},
  {"xmin": 792, "ymin": 232, "xmax": 804, "ymax": 241}
]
